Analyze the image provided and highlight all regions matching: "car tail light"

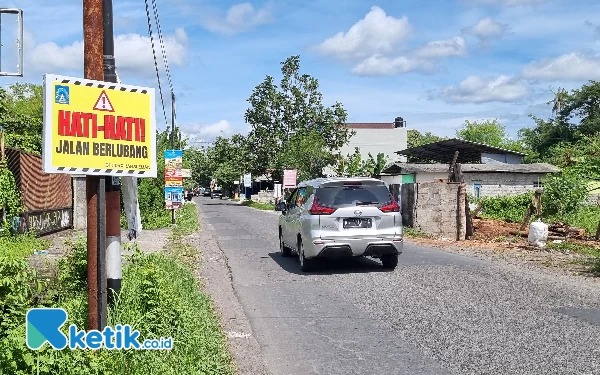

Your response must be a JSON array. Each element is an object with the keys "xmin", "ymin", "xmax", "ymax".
[
  {"xmin": 309, "ymin": 196, "xmax": 336, "ymax": 215},
  {"xmin": 380, "ymin": 198, "xmax": 400, "ymax": 213}
]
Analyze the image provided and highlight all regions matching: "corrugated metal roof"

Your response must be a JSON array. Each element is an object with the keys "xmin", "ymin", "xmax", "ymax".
[
  {"xmin": 396, "ymin": 138, "xmax": 527, "ymax": 163},
  {"xmin": 382, "ymin": 162, "xmax": 560, "ymax": 174}
]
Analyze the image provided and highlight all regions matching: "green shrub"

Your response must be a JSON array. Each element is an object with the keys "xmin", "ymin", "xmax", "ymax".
[
  {"xmin": 0, "ymin": 233, "xmax": 50, "ymax": 259},
  {"xmin": 480, "ymin": 193, "xmax": 532, "ymax": 223},
  {"xmin": 542, "ymin": 170, "xmax": 588, "ymax": 216}
]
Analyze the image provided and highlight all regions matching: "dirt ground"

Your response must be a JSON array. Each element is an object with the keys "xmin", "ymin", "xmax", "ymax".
[{"xmin": 408, "ymin": 217, "xmax": 600, "ymax": 279}]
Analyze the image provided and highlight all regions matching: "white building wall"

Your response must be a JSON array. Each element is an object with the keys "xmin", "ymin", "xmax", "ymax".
[
  {"xmin": 340, "ymin": 127, "xmax": 408, "ymax": 164},
  {"xmin": 465, "ymin": 173, "xmax": 544, "ymax": 197}
]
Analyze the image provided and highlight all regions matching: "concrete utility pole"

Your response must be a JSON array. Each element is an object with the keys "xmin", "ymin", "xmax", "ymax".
[
  {"xmin": 83, "ymin": 0, "xmax": 106, "ymax": 331},
  {"xmin": 102, "ymin": 0, "xmax": 122, "ymax": 307}
]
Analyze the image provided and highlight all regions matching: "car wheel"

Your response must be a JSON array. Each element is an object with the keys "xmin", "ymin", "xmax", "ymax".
[
  {"xmin": 298, "ymin": 238, "xmax": 315, "ymax": 272},
  {"xmin": 381, "ymin": 254, "xmax": 398, "ymax": 270},
  {"xmin": 279, "ymin": 233, "xmax": 291, "ymax": 257}
]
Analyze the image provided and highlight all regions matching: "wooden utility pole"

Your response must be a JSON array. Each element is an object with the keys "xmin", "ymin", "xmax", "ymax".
[{"xmin": 83, "ymin": 0, "xmax": 105, "ymax": 331}]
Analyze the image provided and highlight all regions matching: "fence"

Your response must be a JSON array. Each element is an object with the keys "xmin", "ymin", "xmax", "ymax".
[{"xmin": 6, "ymin": 147, "xmax": 73, "ymax": 235}]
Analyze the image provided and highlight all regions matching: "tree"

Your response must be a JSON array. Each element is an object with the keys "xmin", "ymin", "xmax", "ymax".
[
  {"xmin": 407, "ymin": 129, "xmax": 446, "ymax": 148},
  {"xmin": 548, "ymin": 87, "xmax": 569, "ymax": 115},
  {"xmin": 206, "ymin": 134, "xmax": 249, "ymax": 194},
  {"xmin": 244, "ymin": 55, "xmax": 353, "ymax": 181},
  {"xmin": 0, "ymin": 83, "xmax": 44, "ymax": 154},
  {"xmin": 557, "ymin": 81, "xmax": 600, "ymax": 137},
  {"xmin": 333, "ymin": 148, "xmax": 388, "ymax": 177},
  {"xmin": 456, "ymin": 119, "xmax": 509, "ymax": 147}
]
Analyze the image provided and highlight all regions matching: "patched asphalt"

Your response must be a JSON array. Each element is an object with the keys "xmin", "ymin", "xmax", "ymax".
[{"xmin": 197, "ymin": 198, "xmax": 600, "ymax": 375}]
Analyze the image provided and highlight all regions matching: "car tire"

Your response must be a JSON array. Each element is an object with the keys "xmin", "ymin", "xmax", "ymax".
[
  {"xmin": 279, "ymin": 233, "xmax": 291, "ymax": 257},
  {"xmin": 381, "ymin": 254, "xmax": 398, "ymax": 270},
  {"xmin": 298, "ymin": 238, "xmax": 315, "ymax": 272}
]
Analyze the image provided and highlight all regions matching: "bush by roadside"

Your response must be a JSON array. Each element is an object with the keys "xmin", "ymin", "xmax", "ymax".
[{"xmin": 0, "ymin": 203, "xmax": 234, "ymax": 374}]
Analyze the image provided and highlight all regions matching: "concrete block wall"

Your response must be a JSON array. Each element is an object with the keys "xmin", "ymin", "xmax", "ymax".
[
  {"xmin": 404, "ymin": 182, "xmax": 466, "ymax": 240},
  {"xmin": 464, "ymin": 173, "xmax": 545, "ymax": 197}
]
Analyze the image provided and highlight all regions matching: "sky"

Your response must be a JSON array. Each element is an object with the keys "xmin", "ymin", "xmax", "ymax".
[{"xmin": 2, "ymin": 0, "xmax": 600, "ymax": 146}]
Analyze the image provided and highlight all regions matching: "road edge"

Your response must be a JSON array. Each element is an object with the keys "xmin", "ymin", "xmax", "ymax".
[{"xmin": 193, "ymin": 202, "xmax": 271, "ymax": 375}]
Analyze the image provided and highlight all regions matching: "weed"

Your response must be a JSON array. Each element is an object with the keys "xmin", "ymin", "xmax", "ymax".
[
  {"xmin": 403, "ymin": 227, "xmax": 432, "ymax": 238},
  {"xmin": 241, "ymin": 200, "xmax": 275, "ymax": 211},
  {"xmin": 0, "ymin": 233, "xmax": 50, "ymax": 259}
]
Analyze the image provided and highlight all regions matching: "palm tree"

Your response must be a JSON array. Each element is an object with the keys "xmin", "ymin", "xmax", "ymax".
[{"xmin": 547, "ymin": 87, "xmax": 569, "ymax": 115}]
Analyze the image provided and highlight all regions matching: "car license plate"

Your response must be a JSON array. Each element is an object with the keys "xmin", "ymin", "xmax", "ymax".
[{"xmin": 343, "ymin": 218, "xmax": 372, "ymax": 229}]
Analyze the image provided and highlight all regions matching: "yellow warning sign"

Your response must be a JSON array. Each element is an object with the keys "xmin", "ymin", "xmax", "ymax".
[{"xmin": 42, "ymin": 74, "xmax": 157, "ymax": 177}]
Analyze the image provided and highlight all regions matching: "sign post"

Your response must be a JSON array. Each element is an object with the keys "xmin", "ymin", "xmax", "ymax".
[
  {"xmin": 42, "ymin": 71, "xmax": 156, "ymax": 330},
  {"xmin": 164, "ymin": 150, "xmax": 183, "ymax": 210}
]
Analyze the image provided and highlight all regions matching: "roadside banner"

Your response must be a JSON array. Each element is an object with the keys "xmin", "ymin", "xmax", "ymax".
[
  {"xmin": 283, "ymin": 169, "xmax": 297, "ymax": 188},
  {"xmin": 243, "ymin": 173, "xmax": 252, "ymax": 187},
  {"xmin": 164, "ymin": 150, "xmax": 183, "ymax": 209},
  {"xmin": 42, "ymin": 74, "xmax": 156, "ymax": 177}
]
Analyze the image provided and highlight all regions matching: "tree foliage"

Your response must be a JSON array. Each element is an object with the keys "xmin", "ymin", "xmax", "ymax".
[
  {"xmin": 333, "ymin": 148, "xmax": 388, "ymax": 177},
  {"xmin": 244, "ymin": 55, "xmax": 353, "ymax": 181},
  {"xmin": 0, "ymin": 83, "xmax": 44, "ymax": 154}
]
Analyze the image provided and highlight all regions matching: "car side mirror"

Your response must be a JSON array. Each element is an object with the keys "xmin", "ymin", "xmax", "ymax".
[{"xmin": 275, "ymin": 202, "xmax": 287, "ymax": 212}]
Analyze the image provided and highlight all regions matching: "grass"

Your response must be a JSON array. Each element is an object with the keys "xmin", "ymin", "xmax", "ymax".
[
  {"xmin": 402, "ymin": 227, "xmax": 433, "ymax": 238},
  {"xmin": 545, "ymin": 205, "xmax": 600, "ymax": 236},
  {"xmin": 0, "ymin": 232, "xmax": 50, "ymax": 259},
  {"xmin": 241, "ymin": 200, "xmax": 275, "ymax": 211},
  {"xmin": 0, "ymin": 201, "xmax": 235, "ymax": 374},
  {"xmin": 546, "ymin": 241, "xmax": 600, "ymax": 274}
]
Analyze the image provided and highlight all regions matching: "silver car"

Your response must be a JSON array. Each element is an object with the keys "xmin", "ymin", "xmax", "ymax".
[{"xmin": 276, "ymin": 177, "xmax": 403, "ymax": 272}]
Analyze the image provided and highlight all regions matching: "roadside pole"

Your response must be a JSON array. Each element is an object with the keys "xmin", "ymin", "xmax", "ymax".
[
  {"xmin": 102, "ymin": 0, "xmax": 122, "ymax": 307},
  {"xmin": 171, "ymin": 92, "xmax": 176, "ymax": 225},
  {"xmin": 83, "ymin": 0, "xmax": 105, "ymax": 331}
]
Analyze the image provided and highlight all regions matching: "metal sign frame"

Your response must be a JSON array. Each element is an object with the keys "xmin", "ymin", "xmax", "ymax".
[{"xmin": 0, "ymin": 8, "xmax": 24, "ymax": 77}]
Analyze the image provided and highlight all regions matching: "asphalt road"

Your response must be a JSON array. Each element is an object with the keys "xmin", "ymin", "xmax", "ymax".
[{"xmin": 197, "ymin": 198, "xmax": 600, "ymax": 375}]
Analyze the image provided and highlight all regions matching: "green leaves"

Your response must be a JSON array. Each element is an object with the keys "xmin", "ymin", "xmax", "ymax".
[
  {"xmin": 334, "ymin": 148, "xmax": 388, "ymax": 178},
  {"xmin": 244, "ymin": 55, "xmax": 352, "ymax": 181},
  {"xmin": 0, "ymin": 155, "xmax": 22, "ymax": 233},
  {"xmin": 542, "ymin": 170, "xmax": 589, "ymax": 216}
]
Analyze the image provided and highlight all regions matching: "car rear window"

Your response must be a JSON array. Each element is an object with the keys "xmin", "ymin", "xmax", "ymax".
[{"xmin": 315, "ymin": 185, "xmax": 392, "ymax": 208}]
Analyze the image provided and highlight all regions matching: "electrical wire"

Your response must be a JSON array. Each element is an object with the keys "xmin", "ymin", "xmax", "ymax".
[
  {"xmin": 144, "ymin": 0, "xmax": 168, "ymax": 130},
  {"xmin": 151, "ymin": 0, "xmax": 174, "ymax": 94}
]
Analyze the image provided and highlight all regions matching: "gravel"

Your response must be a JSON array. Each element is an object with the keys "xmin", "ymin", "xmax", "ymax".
[{"xmin": 197, "ymin": 198, "xmax": 600, "ymax": 375}]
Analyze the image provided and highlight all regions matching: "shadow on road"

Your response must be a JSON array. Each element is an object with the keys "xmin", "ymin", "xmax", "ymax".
[{"xmin": 268, "ymin": 252, "xmax": 391, "ymax": 275}]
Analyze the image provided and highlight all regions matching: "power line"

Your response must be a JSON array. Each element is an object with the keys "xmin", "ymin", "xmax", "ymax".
[
  {"xmin": 151, "ymin": 0, "xmax": 174, "ymax": 94},
  {"xmin": 143, "ymin": 0, "xmax": 168, "ymax": 130}
]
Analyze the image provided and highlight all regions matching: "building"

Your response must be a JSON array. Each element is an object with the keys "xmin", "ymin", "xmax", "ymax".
[
  {"xmin": 380, "ymin": 138, "xmax": 560, "ymax": 198},
  {"xmin": 339, "ymin": 117, "xmax": 408, "ymax": 164}
]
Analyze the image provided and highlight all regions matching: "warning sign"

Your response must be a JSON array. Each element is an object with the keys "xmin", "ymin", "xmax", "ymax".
[
  {"xmin": 93, "ymin": 90, "xmax": 115, "ymax": 112},
  {"xmin": 42, "ymin": 74, "xmax": 157, "ymax": 177}
]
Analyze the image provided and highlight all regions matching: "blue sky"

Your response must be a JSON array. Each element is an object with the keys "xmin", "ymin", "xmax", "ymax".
[{"xmin": 2, "ymin": 0, "xmax": 600, "ymax": 144}]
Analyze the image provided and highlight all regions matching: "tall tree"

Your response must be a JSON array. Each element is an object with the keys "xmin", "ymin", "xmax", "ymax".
[
  {"xmin": 244, "ymin": 55, "xmax": 353, "ymax": 181},
  {"xmin": 548, "ymin": 87, "xmax": 569, "ymax": 115},
  {"xmin": 407, "ymin": 129, "xmax": 446, "ymax": 148},
  {"xmin": 0, "ymin": 83, "xmax": 44, "ymax": 154}
]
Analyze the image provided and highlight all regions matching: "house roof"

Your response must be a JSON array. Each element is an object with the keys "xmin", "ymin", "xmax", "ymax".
[
  {"xmin": 382, "ymin": 162, "xmax": 560, "ymax": 175},
  {"xmin": 395, "ymin": 138, "xmax": 527, "ymax": 163}
]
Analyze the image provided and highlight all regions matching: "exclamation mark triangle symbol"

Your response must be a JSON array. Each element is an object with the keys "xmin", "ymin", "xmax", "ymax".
[{"xmin": 93, "ymin": 90, "xmax": 115, "ymax": 112}]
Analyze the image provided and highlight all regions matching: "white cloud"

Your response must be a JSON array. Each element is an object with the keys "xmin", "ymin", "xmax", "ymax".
[
  {"xmin": 462, "ymin": 17, "xmax": 508, "ymax": 42},
  {"xmin": 180, "ymin": 120, "xmax": 234, "ymax": 143},
  {"xmin": 469, "ymin": 0, "xmax": 547, "ymax": 5},
  {"xmin": 199, "ymin": 3, "xmax": 272, "ymax": 35},
  {"xmin": 313, "ymin": 6, "xmax": 412, "ymax": 61},
  {"xmin": 413, "ymin": 36, "xmax": 467, "ymax": 59},
  {"xmin": 27, "ymin": 28, "xmax": 188, "ymax": 78},
  {"xmin": 351, "ymin": 55, "xmax": 436, "ymax": 76},
  {"xmin": 440, "ymin": 75, "xmax": 529, "ymax": 103},
  {"xmin": 521, "ymin": 52, "xmax": 600, "ymax": 80}
]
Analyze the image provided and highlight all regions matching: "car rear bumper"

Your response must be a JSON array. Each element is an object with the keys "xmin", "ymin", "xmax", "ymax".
[{"xmin": 307, "ymin": 237, "xmax": 403, "ymax": 259}]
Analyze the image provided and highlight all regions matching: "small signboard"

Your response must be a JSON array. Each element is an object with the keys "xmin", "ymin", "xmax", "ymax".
[
  {"xmin": 164, "ymin": 150, "xmax": 183, "ymax": 209},
  {"xmin": 42, "ymin": 74, "xmax": 156, "ymax": 177},
  {"xmin": 283, "ymin": 169, "xmax": 297, "ymax": 188},
  {"xmin": 165, "ymin": 187, "xmax": 183, "ymax": 209},
  {"xmin": 243, "ymin": 173, "xmax": 252, "ymax": 187}
]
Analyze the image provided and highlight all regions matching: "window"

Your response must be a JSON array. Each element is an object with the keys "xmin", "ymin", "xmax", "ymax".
[
  {"xmin": 473, "ymin": 184, "xmax": 481, "ymax": 200},
  {"xmin": 533, "ymin": 181, "xmax": 543, "ymax": 188},
  {"xmin": 315, "ymin": 185, "xmax": 393, "ymax": 209}
]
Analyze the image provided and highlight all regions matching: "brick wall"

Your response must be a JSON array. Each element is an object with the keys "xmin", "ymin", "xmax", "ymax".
[
  {"xmin": 403, "ymin": 182, "xmax": 466, "ymax": 240},
  {"xmin": 464, "ymin": 172, "xmax": 545, "ymax": 197}
]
